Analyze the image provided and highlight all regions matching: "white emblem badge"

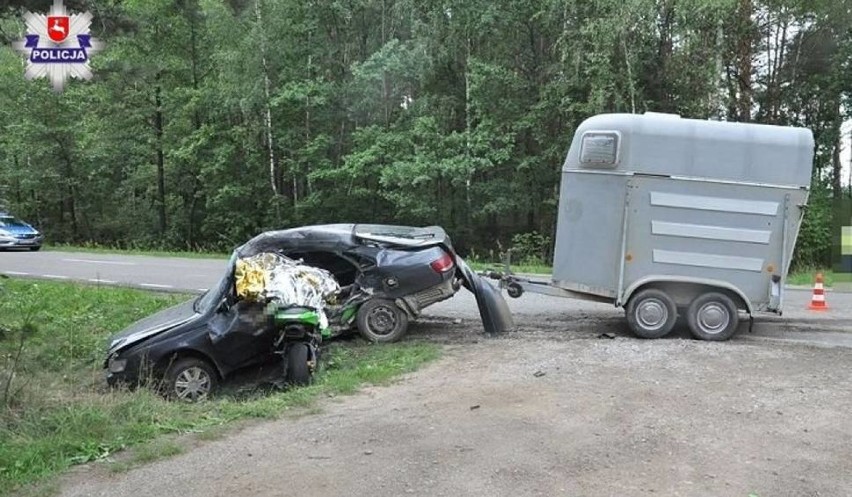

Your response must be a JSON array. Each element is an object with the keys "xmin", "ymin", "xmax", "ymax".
[{"xmin": 11, "ymin": 0, "xmax": 105, "ymax": 92}]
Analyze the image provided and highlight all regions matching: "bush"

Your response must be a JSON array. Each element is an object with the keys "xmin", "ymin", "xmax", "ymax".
[
  {"xmin": 509, "ymin": 231, "xmax": 552, "ymax": 266},
  {"xmin": 792, "ymin": 184, "xmax": 833, "ymax": 269}
]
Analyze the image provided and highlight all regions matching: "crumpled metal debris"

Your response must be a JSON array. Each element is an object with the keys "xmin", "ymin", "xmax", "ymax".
[{"xmin": 234, "ymin": 252, "xmax": 340, "ymax": 329}]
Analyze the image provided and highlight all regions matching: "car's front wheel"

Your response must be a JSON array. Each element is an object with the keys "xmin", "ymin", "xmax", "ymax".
[
  {"xmin": 356, "ymin": 299, "xmax": 409, "ymax": 343},
  {"xmin": 29, "ymin": 246, "xmax": 41, "ymax": 252},
  {"xmin": 163, "ymin": 357, "xmax": 218, "ymax": 402}
]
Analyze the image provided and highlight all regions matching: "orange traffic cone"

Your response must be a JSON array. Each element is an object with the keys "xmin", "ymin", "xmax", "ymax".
[{"xmin": 808, "ymin": 273, "xmax": 829, "ymax": 311}]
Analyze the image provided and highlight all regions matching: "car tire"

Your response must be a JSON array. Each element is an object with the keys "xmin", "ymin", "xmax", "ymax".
[
  {"xmin": 286, "ymin": 343, "xmax": 311, "ymax": 386},
  {"xmin": 686, "ymin": 292, "xmax": 740, "ymax": 341},
  {"xmin": 163, "ymin": 357, "xmax": 218, "ymax": 402},
  {"xmin": 625, "ymin": 288, "xmax": 677, "ymax": 339},
  {"xmin": 29, "ymin": 246, "xmax": 41, "ymax": 252},
  {"xmin": 356, "ymin": 299, "xmax": 409, "ymax": 343}
]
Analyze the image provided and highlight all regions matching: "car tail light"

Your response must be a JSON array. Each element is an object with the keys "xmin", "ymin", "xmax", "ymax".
[{"xmin": 430, "ymin": 252, "xmax": 455, "ymax": 273}]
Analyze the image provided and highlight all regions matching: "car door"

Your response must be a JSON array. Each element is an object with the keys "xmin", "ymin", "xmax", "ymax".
[{"xmin": 207, "ymin": 300, "xmax": 278, "ymax": 370}]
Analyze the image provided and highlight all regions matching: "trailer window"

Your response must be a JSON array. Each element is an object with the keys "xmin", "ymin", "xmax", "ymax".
[{"xmin": 579, "ymin": 131, "xmax": 620, "ymax": 167}]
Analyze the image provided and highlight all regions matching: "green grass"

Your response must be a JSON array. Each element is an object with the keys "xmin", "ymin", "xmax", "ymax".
[
  {"xmin": 468, "ymin": 260, "xmax": 552, "ymax": 275},
  {"xmin": 787, "ymin": 268, "xmax": 835, "ymax": 287},
  {"xmin": 45, "ymin": 243, "xmax": 229, "ymax": 259},
  {"xmin": 108, "ymin": 439, "xmax": 185, "ymax": 474},
  {"xmin": 0, "ymin": 279, "xmax": 440, "ymax": 496}
]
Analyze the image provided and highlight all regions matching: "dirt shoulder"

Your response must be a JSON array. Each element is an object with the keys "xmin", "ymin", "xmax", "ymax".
[{"xmin": 55, "ymin": 324, "xmax": 852, "ymax": 497}]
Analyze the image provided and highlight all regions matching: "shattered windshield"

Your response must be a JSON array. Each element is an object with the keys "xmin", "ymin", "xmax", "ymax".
[
  {"xmin": 194, "ymin": 256, "xmax": 236, "ymax": 312},
  {"xmin": 0, "ymin": 216, "xmax": 27, "ymax": 227}
]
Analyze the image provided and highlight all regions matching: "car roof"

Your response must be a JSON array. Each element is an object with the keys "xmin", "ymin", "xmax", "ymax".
[{"xmin": 235, "ymin": 224, "xmax": 451, "ymax": 257}]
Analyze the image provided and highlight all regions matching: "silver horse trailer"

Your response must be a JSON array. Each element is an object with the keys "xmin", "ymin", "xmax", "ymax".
[{"xmin": 496, "ymin": 112, "xmax": 815, "ymax": 340}]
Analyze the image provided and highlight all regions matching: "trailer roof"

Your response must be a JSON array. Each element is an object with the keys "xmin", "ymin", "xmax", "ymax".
[{"xmin": 564, "ymin": 113, "xmax": 814, "ymax": 188}]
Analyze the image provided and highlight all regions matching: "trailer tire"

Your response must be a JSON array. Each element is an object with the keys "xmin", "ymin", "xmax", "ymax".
[
  {"xmin": 506, "ymin": 282, "xmax": 524, "ymax": 299},
  {"xmin": 686, "ymin": 292, "xmax": 739, "ymax": 341},
  {"xmin": 625, "ymin": 289, "xmax": 677, "ymax": 339}
]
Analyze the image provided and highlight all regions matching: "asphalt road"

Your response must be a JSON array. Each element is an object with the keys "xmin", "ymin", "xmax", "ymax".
[
  {"xmin": 0, "ymin": 250, "xmax": 228, "ymax": 292},
  {"xmin": 1, "ymin": 249, "xmax": 851, "ymax": 346}
]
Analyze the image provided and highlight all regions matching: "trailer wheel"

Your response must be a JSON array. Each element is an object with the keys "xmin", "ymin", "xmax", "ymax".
[
  {"xmin": 506, "ymin": 282, "xmax": 524, "ymax": 299},
  {"xmin": 625, "ymin": 289, "xmax": 677, "ymax": 339},
  {"xmin": 686, "ymin": 292, "xmax": 739, "ymax": 341}
]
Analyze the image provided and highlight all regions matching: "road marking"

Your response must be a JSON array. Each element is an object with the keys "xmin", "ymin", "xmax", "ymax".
[
  {"xmin": 3, "ymin": 271, "xmax": 29, "ymax": 275},
  {"xmin": 197, "ymin": 288, "xmax": 208, "ymax": 292},
  {"xmin": 62, "ymin": 258, "xmax": 136, "ymax": 266},
  {"xmin": 88, "ymin": 278, "xmax": 117, "ymax": 284},
  {"xmin": 140, "ymin": 283, "xmax": 173, "ymax": 289},
  {"xmin": 42, "ymin": 274, "xmax": 69, "ymax": 279}
]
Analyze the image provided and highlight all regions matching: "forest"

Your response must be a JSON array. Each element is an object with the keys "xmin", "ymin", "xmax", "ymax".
[{"xmin": 0, "ymin": 0, "xmax": 850, "ymax": 266}]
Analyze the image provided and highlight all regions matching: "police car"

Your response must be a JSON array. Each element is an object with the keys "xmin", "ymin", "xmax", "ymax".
[{"xmin": 0, "ymin": 212, "xmax": 43, "ymax": 251}]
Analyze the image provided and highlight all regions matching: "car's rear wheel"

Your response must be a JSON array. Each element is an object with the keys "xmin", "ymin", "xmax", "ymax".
[
  {"xmin": 164, "ymin": 357, "xmax": 218, "ymax": 402},
  {"xmin": 357, "ymin": 299, "xmax": 409, "ymax": 343}
]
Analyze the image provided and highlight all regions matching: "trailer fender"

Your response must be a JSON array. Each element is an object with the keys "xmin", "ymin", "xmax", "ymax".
[{"xmin": 620, "ymin": 276, "xmax": 754, "ymax": 314}]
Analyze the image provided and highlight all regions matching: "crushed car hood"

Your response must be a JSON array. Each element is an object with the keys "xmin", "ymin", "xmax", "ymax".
[{"xmin": 107, "ymin": 299, "xmax": 200, "ymax": 354}]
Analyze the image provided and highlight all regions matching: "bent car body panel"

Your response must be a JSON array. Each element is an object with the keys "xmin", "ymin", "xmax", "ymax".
[
  {"xmin": 456, "ymin": 258, "xmax": 515, "ymax": 335},
  {"xmin": 354, "ymin": 224, "xmax": 451, "ymax": 248}
]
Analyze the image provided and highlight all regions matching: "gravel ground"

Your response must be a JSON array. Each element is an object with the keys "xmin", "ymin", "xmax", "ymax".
[{"xmin": 56, "ymin": 317, "xmax": 852, "ymax": 497}]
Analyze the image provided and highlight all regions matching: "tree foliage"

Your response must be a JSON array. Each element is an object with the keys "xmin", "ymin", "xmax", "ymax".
[{"xmin": 0, "ymin": 0, "xmax": 849, "ymax": 265}]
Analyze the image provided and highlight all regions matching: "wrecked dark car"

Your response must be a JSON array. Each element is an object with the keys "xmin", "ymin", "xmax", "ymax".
[{"xmin": 105, "ymin": 224, "xmax": 513, "ymax": 400}]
